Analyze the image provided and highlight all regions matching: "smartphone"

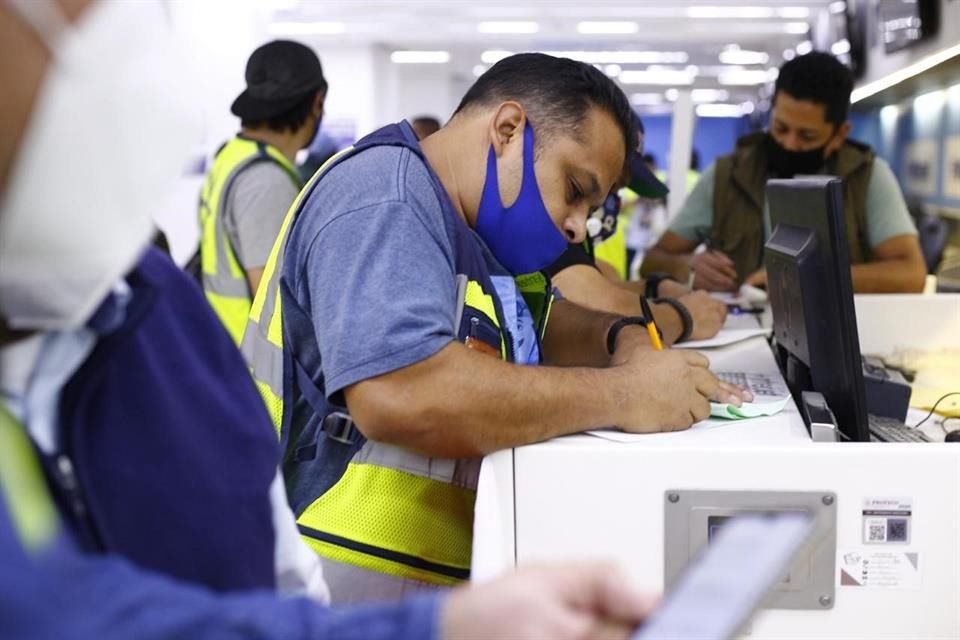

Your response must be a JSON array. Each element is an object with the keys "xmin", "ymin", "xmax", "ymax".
[{"xmin": 632, "ymin": 512, "xmax": 814, "ymax": 640}]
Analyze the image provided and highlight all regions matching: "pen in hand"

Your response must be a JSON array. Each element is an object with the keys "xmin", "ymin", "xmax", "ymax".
[{"xmin": 639, "ymin": 296, "xmax": 664, "ymax": 351}]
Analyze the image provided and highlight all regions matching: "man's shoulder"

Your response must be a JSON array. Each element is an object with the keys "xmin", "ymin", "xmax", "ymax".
[{"xmin": 305, "ymin": 144, "xmax": 442, "ymax": 223}]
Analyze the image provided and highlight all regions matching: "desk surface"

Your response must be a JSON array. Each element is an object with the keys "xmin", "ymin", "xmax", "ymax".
[{"xmin": 472, "ymin": 297, "xmax": 960, "ymax": 639}]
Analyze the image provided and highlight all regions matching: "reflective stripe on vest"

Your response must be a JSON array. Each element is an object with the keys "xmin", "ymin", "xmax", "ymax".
[
  {"xmin": 241, "ymin": 125, "xmax": 550, "ymax": 586},
  {"xmin": 199, "ymin": 136, "xmax": 299, "ymax": 345},
  {"xmin": 0, "ymin": 404, "xmax": 59, "ymax": 553}
]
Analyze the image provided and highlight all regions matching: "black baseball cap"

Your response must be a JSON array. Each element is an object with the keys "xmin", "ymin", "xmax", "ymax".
[
  {"xmin": 231, "ymin": 40, "xmax": 327, "ymax": 120},
  {"xmin": 626, "ymin": 115, "xmax": 669, "ymax": 199}
]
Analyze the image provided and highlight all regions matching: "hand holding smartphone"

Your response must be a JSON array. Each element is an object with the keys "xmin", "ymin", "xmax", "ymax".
[{"xmin": 632, "ymin": 512, "xmax": 814, "ymax": 640}]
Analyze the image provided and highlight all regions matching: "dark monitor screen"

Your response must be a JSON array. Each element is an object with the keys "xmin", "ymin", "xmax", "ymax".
[{"xmin": 764, "ymin": 177, "xmax": 870, "ymax": 442}]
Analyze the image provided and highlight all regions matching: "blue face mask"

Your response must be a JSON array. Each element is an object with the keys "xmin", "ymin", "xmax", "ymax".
[{"xmin": 475, "ymin": 123, "xmax": 569, "ymax": 275}]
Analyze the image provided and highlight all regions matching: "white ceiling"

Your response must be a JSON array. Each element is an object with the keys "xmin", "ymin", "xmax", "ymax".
[{"xmin": 265, "ymin": 0, "xmax": 849, "ymax": 113}]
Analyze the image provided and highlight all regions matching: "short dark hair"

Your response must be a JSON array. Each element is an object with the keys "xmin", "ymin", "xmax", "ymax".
[
  {"xmin": 241, "ymin": 90, "xmax": 319, "ymax": 133},
  {"xmin": 412, "ymin": 116, "xmax": 441, "ymax": 131},
  {"xmin": 453, "ymin": 53, "xmax": 636, "ymax": 163},
  {"xmin": 774, "ymin": 51, "xmax": 853, "ymax": 126}
]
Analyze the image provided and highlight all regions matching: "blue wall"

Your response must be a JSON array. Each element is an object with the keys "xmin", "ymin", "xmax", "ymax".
[
  {"xmin": 639, "ymin": 114, "xmax": 755, "ymax": 173},
  {"xmin": 850, "ymin": 85, "xmax": 960, "ymax": 210}
]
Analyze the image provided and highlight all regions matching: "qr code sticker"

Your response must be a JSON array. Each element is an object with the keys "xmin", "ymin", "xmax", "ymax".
[
  {"xmin": 886, "ymin": 518, "xmax": 908, "ymax": 542},
  {"xmin": 868, "ymin": 522, "xmax": 886, "ymax": 542}
]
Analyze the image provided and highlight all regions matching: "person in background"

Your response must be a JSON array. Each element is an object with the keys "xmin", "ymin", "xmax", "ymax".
[
  {"xmin": 199, "ymin": 40, "xmax": 326, "ymax": 345},
  {"xmin": 299, "ymin": 129, "xmax": 340, "ymax": 183},
  {"xmin": 642, "ymin": 51, "xmax": 926, "ymax": 293},
  {"xmin": 411, "ymin": 115, "xmax": 441, "ymax": 140},
  {"xmin": 547, "ymin": 119, "xmax": 727, "ymax": 344},
  {"xmin": 624, "ymin": 153, "xmax": 670, "ymax": 276},
  {"xmin": 243, "ymin": 52, "xmax": 749, "ymax": 604},
  {"xmin": 0, "ymin": 1, "xmax": 658, "ymax": 638}
]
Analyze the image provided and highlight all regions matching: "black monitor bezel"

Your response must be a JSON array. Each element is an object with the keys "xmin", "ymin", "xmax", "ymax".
[{"xmin": 765, "ymin": 177, "xmax": 871, "ymax": 442}]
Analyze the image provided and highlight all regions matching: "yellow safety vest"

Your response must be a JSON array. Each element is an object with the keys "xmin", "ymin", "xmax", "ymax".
[
  {"xmin": 592, "ymin": 215, "xmax": 629, "ymax": 279},
  {"xmin": 0, "ymin": 404, "xmax": 59, "ymax": 553},
  {"xmin": 198, "ymin": 136, "xmax": 300, "ymax": 344},
  {"xmin": 241, "ymin": 130, "xmax": 553, "ymax": 588}
]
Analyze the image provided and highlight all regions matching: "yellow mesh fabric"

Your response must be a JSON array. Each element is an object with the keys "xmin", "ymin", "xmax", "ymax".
[
  {"xmin": 301, "ymin": 538, "xmax": 463, "ymax": 587},
  {"xmin": 297, "ymin": 463, "xmax": 475, "ymax": 584},
  {"xmin": 206, "ymin": 293, "xmax": 250, "ymax": 346},
  {"xmin": 254, "ymin": 379, "xmax": 284, "ymax": 437},
  {"xmin": 463, "ymin": 280, "xmax": 506, "ymax": 359}
]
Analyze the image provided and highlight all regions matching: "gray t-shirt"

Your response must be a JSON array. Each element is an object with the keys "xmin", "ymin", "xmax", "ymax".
[
  {"xmin": 224, "ymin": 162, "xmax": 299, "ymax": 270},
  {"xmin": 668, "ymin": 156, "xmax": 917, "ymax": 247},
  {"xmin": 284, "ymin": 145, "xmax": 459, "ymax": 398}
]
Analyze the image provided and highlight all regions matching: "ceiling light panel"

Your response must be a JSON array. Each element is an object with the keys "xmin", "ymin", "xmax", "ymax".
[
  {"xmin": 477, "ymin": 21, "xmax": 539, "ymax": 34},
  {"xmin": 577, "ymin": 21, "xmax": 639, "ymax": 34}
]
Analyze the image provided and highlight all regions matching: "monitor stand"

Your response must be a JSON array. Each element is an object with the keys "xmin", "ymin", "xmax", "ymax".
[{"xmin": 800, "ymin": 391, "xmax": 841, "ymax": 442}]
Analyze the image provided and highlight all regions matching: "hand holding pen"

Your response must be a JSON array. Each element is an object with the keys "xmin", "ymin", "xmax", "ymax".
[{"xmin": 689, "ymin": 235, "xmax": 738, "ymax": 292}]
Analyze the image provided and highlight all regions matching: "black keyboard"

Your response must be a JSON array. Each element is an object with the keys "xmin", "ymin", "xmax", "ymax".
[{"xmin": 868, "ymin": 414, "xmax": 931, "ymax": 443}]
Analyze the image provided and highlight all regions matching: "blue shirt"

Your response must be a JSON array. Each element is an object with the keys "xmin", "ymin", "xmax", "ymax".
[{"xmin": 285, "ymin": 143, "xmax": 540, "ymax": 401}]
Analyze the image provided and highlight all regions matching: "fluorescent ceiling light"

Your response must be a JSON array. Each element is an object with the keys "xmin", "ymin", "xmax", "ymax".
[
  {"xmin": 691, "ymin": 88, "xmax": 730, "ymax": 102},
  {"xmin": 665, "ymin": 88, "xmax": 679, "ymax": 101},
  {"xmin": 687, "ymin": 6, "xmax": 773, "ymax": 18},
  {"xmin": 829, "ymin": 1, "xmax": 847, "ymax": 14},
  {"xmin": 390, "ymin": 50, "xmax": 450, "ymax": 64},
  {"xmin": 477, "ymin": 21, "xmax": 539, "ymax": 34},
  {"xmin": 604, "ymin": 64, "xmax": 623, "ymax": 77},
  {"xmin": 795, "ymin": 40, "xmax": 814, "ymax": 55},
  {"xmin": 783, "ymin": 48, "xmax": 796, "ymax": 61},
  {"xmin": 719, "ymin": 47, "xmax": 769, "ymax": 65},
  {"xmin": 784, "ymin": 22, "xmax": 810, "ymax": 34},
  {"xmin": 267, "ymin": 21, "xmax": 345, "ymax": 35},
  {"xmin": 697, "ymin": 103, "xmax": 745, "ymax": 118},
  {"xmin": 577, "ymin": 21, "xmax": 639, "ymax": 34},
  {"xmin": 777, "ymin": 7, "xmax": 810, "ymax": 19},
  {"xmin": 718, "ymin": 68, "xmax": 777, "ymax": 85},
  {"xmin": 481, "ymin": 50, "xmax": 513, "ymax": 64},
  {"xmin": 687, "ymin": 5, "xmax": 808, "ymax": 19},
  {"xmin": 619, "ymin": 68, "xmax": 697, "ymax": 85},
  {"xmin": 630, "ymin": 93, "xmax": 664, "ymax": 105},
  {"xmin": 831, "ymin": 39, "xmax": 851, "ymax": 56},
  {"xmin": 542, "ymin": 50, "xmax": 688, "ymax": 64},
  {"xmin": 851, "ymin": 42, "xmax": 960, "ymax": 102}
]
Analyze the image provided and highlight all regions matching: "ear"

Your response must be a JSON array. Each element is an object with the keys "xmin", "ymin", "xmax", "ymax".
[
  {"xmin": 487, "ymin": 101, "xmax": 526, "ymax": 157},
  {"xmin": 826, "ymin": 120, "xmax": 852, "ymax": 156}
]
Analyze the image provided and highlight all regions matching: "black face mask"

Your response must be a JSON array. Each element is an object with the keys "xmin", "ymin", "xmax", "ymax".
[{"xmin": 765, "ymin": 134, "xmax": 829, "ymax": 179}]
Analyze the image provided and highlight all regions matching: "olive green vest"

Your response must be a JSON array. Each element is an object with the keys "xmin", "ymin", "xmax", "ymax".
[{"xmin": 712, "ymin": 132, "xmax": 874, "ymax": 283}]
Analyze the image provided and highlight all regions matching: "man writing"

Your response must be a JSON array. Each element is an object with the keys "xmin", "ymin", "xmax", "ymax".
[
  {"xmin": 642, "ymin": 52, "xmax": 925, "ymax": 293},
  {"xmin": 244, "ymin": 53, "xmax": 748, "ymax": 602}
]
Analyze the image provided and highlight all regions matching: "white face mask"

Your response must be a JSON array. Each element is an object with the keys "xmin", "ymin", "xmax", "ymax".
[{"xmin": 0, "ymin": 0, "xmax": 200, "ymax": 330}]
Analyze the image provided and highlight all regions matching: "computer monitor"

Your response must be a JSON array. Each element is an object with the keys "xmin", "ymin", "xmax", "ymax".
[{"xmin": 764, "ymin": 177, "xmax": 870, "ymax": 442}]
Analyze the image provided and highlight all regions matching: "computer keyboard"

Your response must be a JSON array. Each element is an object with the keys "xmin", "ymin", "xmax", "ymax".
[
  {"xmin": 868, "ymin": 414, "xmax": 931, "ymax": 443},
  {"xmin": 714, "ymin": 371, "xmax": 786, "ymax": 398}
]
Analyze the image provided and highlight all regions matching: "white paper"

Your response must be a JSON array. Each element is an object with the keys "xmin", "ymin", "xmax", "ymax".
[
  {"xmin": 676, "ymin": 327, "xmax": 772, "ymax": 350},
  {"xmin": 710, "ymin": 284, "xmax": 769, "ymax": 307}
]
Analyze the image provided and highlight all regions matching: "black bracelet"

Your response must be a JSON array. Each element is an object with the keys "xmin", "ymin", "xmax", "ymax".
[
  {"xmin": 653, "ymin": 296, "xmax": 693, "ymax": 343},
  {"xmin": 605, "ymin": 316, "xmax": 648, "ymax": 355},
  {"xmin": 644, "ymin": 272, "xmax": 677, "ymax": 300}
]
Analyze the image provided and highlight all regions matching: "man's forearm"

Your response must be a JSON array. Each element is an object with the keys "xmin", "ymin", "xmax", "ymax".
[
  {"xmin": 344, "ymin": 343, "xmax": 626, "ymax": 458},
  {"xmin": 541, "ymin": 299, "xmax": 619, "ymax": 367},
  {"xmin": 641, "ymin": 246, "xmax": 691, "ymax": 281},
  {"xmin": 851, "ymin": 260, "xmax": 925, "ymax": 293}
]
